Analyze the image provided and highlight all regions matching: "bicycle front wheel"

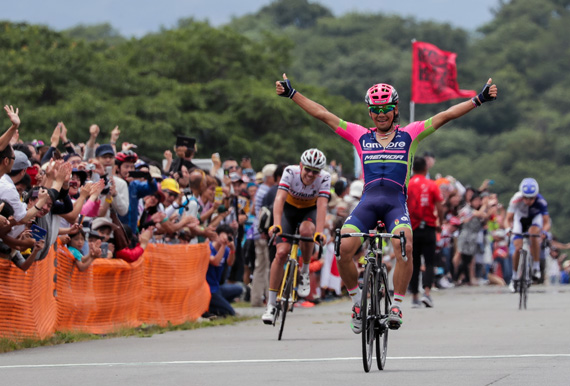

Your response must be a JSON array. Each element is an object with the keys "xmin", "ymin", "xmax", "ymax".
[
  {"xmin": 278, "ymin": 260, "xmax": 296, "ymax": 340},
  {"xmin": 361, "ymin": 262, "xmax": 376, "ymax": 372},
  {"xmin": 519, "ymin": 250, "xmax": 528, "ymax": 310},
  {"xmin": 376, "ymin": 266, "xmax": 389, "ymax": 370}
]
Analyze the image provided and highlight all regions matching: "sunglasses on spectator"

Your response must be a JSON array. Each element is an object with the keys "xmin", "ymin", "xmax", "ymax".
[
  {"xmin": 166, "ymin": 191, "xmax": 178, "ymax": 197},
  {"xmin": 303, "ymin": 166, "xmax": 321, "ymax": 175},
  {"xmin": 224, "ymin": 165, "xmax": 238, "ymax": 171},
  {"xmin": 369, "ymin": 104, "xmax": 396, "ymax": 115}
]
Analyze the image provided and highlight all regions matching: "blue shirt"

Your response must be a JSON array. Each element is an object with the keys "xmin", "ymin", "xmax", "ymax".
[
  {"xmin": 118, "ymin": 179, "xmax": 157, "ymax": 233},
  {"xmin": 206, "ymin": 242, "xmax": 229, "ymax": 294}
]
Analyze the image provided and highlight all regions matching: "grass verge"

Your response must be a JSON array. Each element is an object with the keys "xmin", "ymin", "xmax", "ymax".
[{"xmin": 0, "ymin": 315, "xmax": 254, "ymax": 354}]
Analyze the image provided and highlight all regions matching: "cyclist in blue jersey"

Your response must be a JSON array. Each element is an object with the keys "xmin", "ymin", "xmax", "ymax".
[
  {"xmin": 276, "ymin": 73, "xmax": 497, "ymax": 332},
  {"xmin": 505, "ymin": 178, "xmax": 550, "ymax": 292}
]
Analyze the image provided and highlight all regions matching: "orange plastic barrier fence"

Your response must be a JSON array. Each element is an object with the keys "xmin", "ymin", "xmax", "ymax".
[
  {"xmin": 0, "ymin": 249, "xmax": 57, "ymax": 340},
  {"xmin": 139, "ymin": 243, "xmax": 211, "ymax": 326},
  {"xmin": 0, "ymin": 242, "xmax": 211, "ymax": 340},
  {"xmin": 55, "ymin": 242, "xmax": 146, "ymax": 334}
]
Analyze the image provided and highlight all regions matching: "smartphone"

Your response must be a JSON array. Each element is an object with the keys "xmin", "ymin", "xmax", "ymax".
[
  {"xmin": 105, "ymin": 166, "xmax": 113, "ymax": 176},
  {"xmin": 128, "ymin": 171, "xmax": 149, "ymax": 179},
  {"xmin": 78, "ymin": 214, "xmax": 84, "ymax": 225},
  {"xmin": 30, "ymin": 224, "xmax": 47, "ymax": 241},
  {"xmin": 100, "ymin": 242, "xmax": 109, "ymax": 257}
]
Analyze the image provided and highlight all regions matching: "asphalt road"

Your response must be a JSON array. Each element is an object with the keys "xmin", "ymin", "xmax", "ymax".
[{"xmin": 1, "ymin": 285, "xmax": 569, "ymax": 386}]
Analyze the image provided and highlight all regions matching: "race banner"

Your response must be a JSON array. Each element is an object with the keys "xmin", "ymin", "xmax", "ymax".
[{"xmin": 411, "ymin": 41, "xmax": 476, "ymax": 104}]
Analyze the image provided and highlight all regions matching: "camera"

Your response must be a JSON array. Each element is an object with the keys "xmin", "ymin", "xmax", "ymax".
[
  {"xmin": 228, "ymin": 235, "xmax": 234, "ymax": 243},
  {"xmin": 101, "ymin": 176, "xmax": 112, "ymax": 195}
]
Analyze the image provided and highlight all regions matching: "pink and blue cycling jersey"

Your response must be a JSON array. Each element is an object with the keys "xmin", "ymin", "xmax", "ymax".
[
  {"xmin": 336, "ymin": 118, "xmax": 436, "ymax": 196},
  {"xmin": 335, "ymin": 117, "xmax": 436, "ymax": 233}
]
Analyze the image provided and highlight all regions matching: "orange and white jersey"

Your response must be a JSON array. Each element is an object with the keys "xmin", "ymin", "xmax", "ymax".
[{"xmin": 278, "ymin": 165, "xmax": 331, "ymax": 209}]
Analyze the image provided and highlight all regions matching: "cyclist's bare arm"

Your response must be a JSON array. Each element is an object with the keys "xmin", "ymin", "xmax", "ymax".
[
  {"xmin": 276, "ymin": 73, "xmax": 340, "ymax": 131},
  {"xmin": 315, "ymin": 196, "xmax": 328, "ymax": 235},
  {"xmin": 431, "ymin": 78, "xmax": 497, "ymax": 130},
  {"xmin": 504, "ymin": 211, "xmax": 515, "ymax": 230},
  {"xmin": 542, "ymin": 214, "xmax": 551, "ymax": 233}
]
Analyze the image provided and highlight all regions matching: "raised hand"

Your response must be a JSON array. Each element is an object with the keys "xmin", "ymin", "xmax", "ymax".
[
  {"xmin": 276, "ymin": 73, "xmax": 296, "ymax": 98},
  {"xmin": 69, "ymin": 223, "xmax": 82, "ymax": 235},
  {"xmin": 60, "ymin": 122, "xmax": 69, "ymax": 143},
  {"xmin": 475, "ymin": 78, "xmax": 497, "ymax": 105},
  {"xmin": 37, "ymin": 187, "xmax": 49, "ymax": 205},
  {"xmin": 4, "ymin": 105, "xmax": 20, "ymax": 128},
  {"xmin": 89, "ymin": 124, "xmax": 100, "ymax": 138},
  {"xmin": 55, "ymin": 161, "xmax": 72, "ymax": 183},
  {"xmin": 91, "ymin": 179, "xmax": 106, "ymax": 197},
  {"xmin": 111, "ymin": 126, "xmax": 120, "ymax": 143},
  {"xmin": 51, "ymin": 123, "xmax": 61, "ymax": 147},
  {"xmin": 80, "ymin": 182, "xmax": 94, "ymax": 198}
]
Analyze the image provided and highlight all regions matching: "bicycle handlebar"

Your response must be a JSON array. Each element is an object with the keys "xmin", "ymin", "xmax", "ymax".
[
  {"xmin": 507, "ymin": 232, "xmax": 542, "ymax": 246},
  {"xmin": 334, "ymin": 228, "xmax": 408, "ymax": 262},
  {"xmin": 267, "ymin": 232, "xmax": 324, "ymax": 260}
]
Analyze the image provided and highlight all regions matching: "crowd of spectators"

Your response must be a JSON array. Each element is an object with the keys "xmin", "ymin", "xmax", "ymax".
[{"xmin": 1, "ymin": 105, "xmax": 569, "ymax": 320}]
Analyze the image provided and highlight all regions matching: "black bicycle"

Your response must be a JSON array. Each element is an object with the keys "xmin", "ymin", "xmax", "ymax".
[
  {"xmin": 511, "ymin": 232, "xmax": 541, "ymax": 310},
  {"xmin": 335, "ymin": 221, "xmax": 406, "ymax": 372},
  {"xmin": 268, "ymin": 227, "xmax": 322, "ymax": 340}
]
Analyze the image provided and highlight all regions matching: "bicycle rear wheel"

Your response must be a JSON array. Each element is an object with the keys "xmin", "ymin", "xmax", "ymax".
[
  {"xmin": 361, "ymin": 262, "xmax": 376, "ymax": 372},
  {"xmin": 376, "ymin": 266, "xmax": 389, "ymax": 370},
  {"xmin": 519, "ymin": 250, "xmax": 528, "ymax": 310},
  {"xmin": 278, "ymin": 260, "xmax": 296, "ymax": 340}
]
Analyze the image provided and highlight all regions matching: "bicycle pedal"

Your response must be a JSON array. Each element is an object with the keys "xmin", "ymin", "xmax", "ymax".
[{"xmin": 387, "ymin": 321, "xmax": 401, "ymax": 331}]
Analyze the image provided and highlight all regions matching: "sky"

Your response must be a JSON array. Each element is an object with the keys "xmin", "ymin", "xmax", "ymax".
[{"xmin": 3, "ymin": 0, "xmax": 500, "ymax": 37}]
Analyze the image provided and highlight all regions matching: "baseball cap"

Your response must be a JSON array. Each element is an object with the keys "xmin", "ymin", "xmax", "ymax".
[
  {"xmin": 161, "ymin": 178, "xmax": 180, "ymax": 194},
  {"xmin": 95, "ymin": 144, "xmax": 115, "ymax": 157},
  {"xmin": 148, "ymin": 165, "xmax": 163, "ymax": 180},
  {"xmin": 261, "ymin": 164, "xmax": 277, "ymax": 178},
  {"xmin": 91, "ymin": 217, "xmax": 115, "ymax": 231},
  {"xmin": 12, "ymin": 151, "xmax": 31, "ymax": 171}
]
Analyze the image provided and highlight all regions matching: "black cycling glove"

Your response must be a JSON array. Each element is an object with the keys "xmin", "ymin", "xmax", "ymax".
[
  {"xmin": 278, "ymin": 79, "xmax": 297, "ymax": 99},
  {"xmin": 475, "ymin": 82, "xmax": 496, "ymax": 105}
]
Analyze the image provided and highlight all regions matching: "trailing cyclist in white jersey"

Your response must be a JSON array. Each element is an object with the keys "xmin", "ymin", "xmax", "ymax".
[{"xmin": 262, "ymin": 149, "xmax": 331, "ymax": 324}]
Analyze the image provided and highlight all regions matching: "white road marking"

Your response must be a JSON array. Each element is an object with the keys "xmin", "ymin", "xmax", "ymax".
[{"xmin": 1, "ymin": 354, "xmax": 569, "ymax": 369}]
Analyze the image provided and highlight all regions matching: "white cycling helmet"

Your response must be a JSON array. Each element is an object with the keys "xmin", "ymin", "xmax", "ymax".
[
  {"xmin": 300, "ymin": 148, "xmax": 327, "ymax": 170},
  {"xmin": 519, "ymin": 177, "xmax": 539, "ymax": 198}
]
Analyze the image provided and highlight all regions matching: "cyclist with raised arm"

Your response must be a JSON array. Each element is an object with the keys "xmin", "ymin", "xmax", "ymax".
[
  {"xmin": 261, "ymin": 149, "xmax": 331, "ymax": 324},
  {"xmin": 276, "ymin": 74, "xmax": 497, "ymax": 332},
  {"xmin": 505, "ymin": 178, "xmax": 550, "ymax": 292}
]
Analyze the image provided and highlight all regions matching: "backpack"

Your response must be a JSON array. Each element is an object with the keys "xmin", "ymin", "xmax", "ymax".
[{"xmin": 257, "ymin": 205, "xmax": 273, "ymax": 235}]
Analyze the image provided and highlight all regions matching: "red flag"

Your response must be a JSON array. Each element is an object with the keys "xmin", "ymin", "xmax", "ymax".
[{"xmin": 411, "ymin": 41, "xmax": 476, "ymax": 104}]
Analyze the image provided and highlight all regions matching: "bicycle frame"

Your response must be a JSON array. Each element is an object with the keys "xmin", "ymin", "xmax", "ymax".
[
  {"xmin": 334, "ymin": 222, "xmax": 407, "ymax": 371},
  {"xmin": 277, "ymin": 243, "xmax": 300, "ymax": 305},
  {"xmin": 511, "ymin": 232, "xmax": 541, "ymax": 310},
  {"xmin": 268, "ymin": 228, "xmax": 323, "ymax": 340}
]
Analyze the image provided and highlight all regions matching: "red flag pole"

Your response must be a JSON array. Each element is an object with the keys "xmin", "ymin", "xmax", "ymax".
[{"xmin": 410, "ymin": 38, "xmax": 416, "ymax": 122}]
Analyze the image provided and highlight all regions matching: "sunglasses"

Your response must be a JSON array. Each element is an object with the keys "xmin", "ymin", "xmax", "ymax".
[
  {"xmin": 303, "ymin": 166, "xmax": 321, "ymax": 175},
  {"xmin": 369, "ymin": 104, "xmax": 396, "ymax": 115}
]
